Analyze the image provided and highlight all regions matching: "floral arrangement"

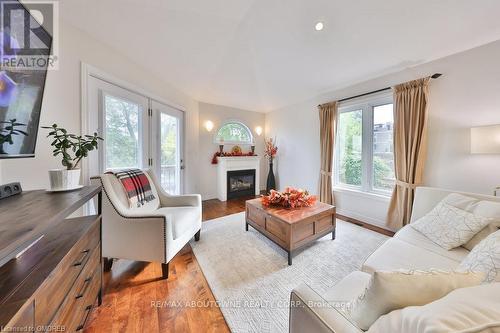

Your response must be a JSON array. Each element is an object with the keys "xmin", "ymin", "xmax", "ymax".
[
  {"xmin": 211, "ymin": 150, "xmax": 256, "ymax": 164},
  {"xmin": 261, "ymin": 187, "xmax": 317, "ymax": 209},
  {"xmin": 264, "ymin": 137, "xmax": 278, "ymax": 160}
]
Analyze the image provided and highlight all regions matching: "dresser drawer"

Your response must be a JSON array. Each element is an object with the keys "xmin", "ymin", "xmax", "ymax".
[
  {"xmin": 49, "ymin": 244, "xmax": 101, "ymax": 331},
  {"xmin": 247, "ymin": 205, "xmax": 266, "ymax": 228},
  {"xmin": 35, "ymin": 219, "xmax": 100, "ymax": 326},
  {"xmin": 315, "ymin": 215, "xmax": 334, "ymax": 234},
  {"xmin": 292, "ymin": 221, "xmax": 314, "ymax": 243},
  {"xmin": 266, "ymin": 217, "xmax": 287, "ymax": 242}
]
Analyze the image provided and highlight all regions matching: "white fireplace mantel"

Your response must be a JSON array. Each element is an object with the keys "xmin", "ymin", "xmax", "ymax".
[{"xmin": 217, "ymin": 156, "xmax": 260, "ymax": 201}]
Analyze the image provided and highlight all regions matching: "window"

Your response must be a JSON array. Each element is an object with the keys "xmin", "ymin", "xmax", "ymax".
[
  {"xmin": 335, "ymin": 93, "xmax": 395, "ymax": 195},
  {"xmin": 215, "ymin": 121, "xmax": 253, "ymax": 144},
  {"xmin": 372, "ymin": 104, "xmax": 394, "ymax": 191},
  {"xmin": 104, "ymin": 94, "xmax": 142, "ymax": 170},
  {"xmin": 337, "ymin": 110, "xmax": 363, "ymax": 186}
]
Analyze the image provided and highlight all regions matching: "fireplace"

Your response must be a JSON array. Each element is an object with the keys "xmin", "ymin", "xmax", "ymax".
[{"xmin": 227, "ymin": 169, "xmax": 256, "ymax": 200}]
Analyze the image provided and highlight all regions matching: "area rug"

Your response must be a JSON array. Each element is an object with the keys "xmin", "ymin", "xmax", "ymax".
[{"xmin": 190, "ymin": 212, "xmax": 388, "ymax": 333}]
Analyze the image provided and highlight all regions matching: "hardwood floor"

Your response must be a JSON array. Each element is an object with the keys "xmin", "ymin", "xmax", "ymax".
[
  {"xmin": 84, "ymin": 196, "xmax": 257, "ymax": 333},
  {"xmin": 201, "ymin": 197, "xmax": 253, "ymax": 221},
  {"xmin": 85, "ymin": 196, "xmax": 392, "ymax": 333}
]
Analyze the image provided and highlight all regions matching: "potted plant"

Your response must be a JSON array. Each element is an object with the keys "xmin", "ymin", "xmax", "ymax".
[
  {"xmin": 43, "ymin": 124, "xmax": 102, "ymax": 191},
  {"xmin": 0, "ymin": 119, "xmax": 28, "ymax": 154}
]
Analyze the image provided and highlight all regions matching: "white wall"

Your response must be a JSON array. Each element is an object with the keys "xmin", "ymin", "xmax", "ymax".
[
  {"xmin": 266, "ymin": 40, "xmax": 500, "ymax": 230},
  {"xmin": 0, "ymin": 20, "xmax": 200, "ymax": 193},
  {"xmin": 198, "ymin": 102, "xmax": 266, "ymax": 199}
]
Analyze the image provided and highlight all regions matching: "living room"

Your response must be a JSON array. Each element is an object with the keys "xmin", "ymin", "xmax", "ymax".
[{"xmin": 0, "ymin": 1, "xmax": 499, "ymax": 333}]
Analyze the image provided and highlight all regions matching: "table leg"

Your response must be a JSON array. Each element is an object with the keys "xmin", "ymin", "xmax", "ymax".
[
  {"xmin": 288, "ymin": 251, "xmax": 292, "ymax": 265},
  {"xmin": 332, "ymin": 229, "xmax": 336, "ymax": 240},
  {"xmin": 245, "ymin": 221, "xmax": 249, "ymax": 231}
]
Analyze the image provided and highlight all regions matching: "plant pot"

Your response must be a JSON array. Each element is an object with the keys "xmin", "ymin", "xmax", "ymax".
[{"xmin": 48, "ymin": 169, "xmax": 81, "ymax": 190}]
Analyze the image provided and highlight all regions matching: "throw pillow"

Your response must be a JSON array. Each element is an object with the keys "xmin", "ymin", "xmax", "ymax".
[
  {"xmin": 367, "ymin": 283, "xmax": 500, "ymax": 333},
  {"xmin": 412, "ymin": 201, "xmax": 492, "ymax": 250},
  {"xmin": 348, "ymin": 269, "xmax": 484, "ymax": 331},
  {"xmin": 442, "ymin": 193, "xmax": 479, "ymax": 211},
  {"xmin": 464, "ymin": 200, "xmax": 500, "ymax": 251},
  {"xmin": 459, "ymin": 230, "xmax": 500, "ymax": 283}
]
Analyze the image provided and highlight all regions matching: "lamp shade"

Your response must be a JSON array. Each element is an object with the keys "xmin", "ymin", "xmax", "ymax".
[
  {"xmin": 255, "ymin": 126, "xmax": 263, "ymax": 136},
  {"xmin": 204, "ymin": 120, "xmax": 214, "ymax": 132},
  {"xmin": 471, "ymin": 125, "xmax": 500, "ymax": 154}
]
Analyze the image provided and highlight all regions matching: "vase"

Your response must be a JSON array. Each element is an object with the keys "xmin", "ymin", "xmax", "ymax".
[
  {"xmin": 48, "ymin": 169, "xmax": 81, "ymax": 191},
  {"xmin": 266, "ymin": 159, "xmax": 276, "ymax": 193}
]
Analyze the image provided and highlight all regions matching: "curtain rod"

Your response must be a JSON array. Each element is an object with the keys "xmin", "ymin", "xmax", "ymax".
[{"xmin": 318, "ymin": 73, "xmax": 442, "ymax": 107}]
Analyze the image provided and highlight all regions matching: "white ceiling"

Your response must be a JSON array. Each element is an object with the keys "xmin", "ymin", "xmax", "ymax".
[{"xmin": 61, "ymin": 0, "xmax": 500, "ymax": 112}]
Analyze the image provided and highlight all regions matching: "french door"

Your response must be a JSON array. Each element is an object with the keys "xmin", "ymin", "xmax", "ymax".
[
  {"xmin": 87, "ymin": 75, "xmax": 184, "ymax": 194},
  {"xmin": 96, "ymin": 79, "xmax": 149, "ymax": 172},
  {"xmin": 151, "ymin": 100, "xmax": 184, "ymax": 195}
]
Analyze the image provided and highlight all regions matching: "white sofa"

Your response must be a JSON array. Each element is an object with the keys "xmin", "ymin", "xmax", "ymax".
[
  {"xmin": 91, "ymin": 169, "xmax": 202, "ymax": 279},
  {"xmin": 290, "ymin": 187, "xmax": 500, "ymax": 333}
]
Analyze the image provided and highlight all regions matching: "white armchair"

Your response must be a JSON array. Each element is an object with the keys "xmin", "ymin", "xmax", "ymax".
[{"xmin": 91, "ymin": 169, "xmax": 202, "ymax": 279}]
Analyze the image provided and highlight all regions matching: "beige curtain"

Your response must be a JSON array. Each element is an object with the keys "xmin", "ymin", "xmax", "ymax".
[
  {"xmin": 387, "ymin": 77, "xmax": 431, "ymax": 229},
  {"xmin": 318, "ymin": 101, "xmax": 338, "ymax": 205}
]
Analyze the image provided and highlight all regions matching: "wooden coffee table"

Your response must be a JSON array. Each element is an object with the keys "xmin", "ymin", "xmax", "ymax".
[{"xmin": 245, "ymin": 198, "xmax": 336, "ymax": 265}]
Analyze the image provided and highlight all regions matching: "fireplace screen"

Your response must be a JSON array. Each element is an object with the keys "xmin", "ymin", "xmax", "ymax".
[{"xmin": 227, "ymin": 169, "xmax": 256, "ymax": 199}]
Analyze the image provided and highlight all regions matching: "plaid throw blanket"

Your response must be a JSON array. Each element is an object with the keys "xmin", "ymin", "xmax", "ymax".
[{"xmin": 107, "ymin": 169, "xmax": 155, "ymax": 208}]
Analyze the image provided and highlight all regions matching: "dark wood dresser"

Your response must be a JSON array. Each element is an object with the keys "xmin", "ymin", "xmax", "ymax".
[{"xmin": 0, "ymin": 186, "xmax": 102, "ymax": 332}]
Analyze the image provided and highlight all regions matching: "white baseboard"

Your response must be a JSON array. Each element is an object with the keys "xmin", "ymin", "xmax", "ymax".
[{"xmin": 336, "ymin": 208, "xmax": 389, "ymax": 230}]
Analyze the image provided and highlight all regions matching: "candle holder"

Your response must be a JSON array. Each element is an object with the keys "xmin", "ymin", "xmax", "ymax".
[{"xmin": 219, "ymin": 144, "xmax": 224, "ymax": 154}]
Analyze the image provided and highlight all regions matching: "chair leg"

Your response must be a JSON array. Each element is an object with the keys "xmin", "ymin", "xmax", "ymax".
[
  {"xmin": 103, "ymin": 257, "xmax": 113, "ymax": 272},
  {"xmin": 195, "ymin": 229, "xmax": 201, "ymax": 242},
  {"xmin": 161, "ymin": 263, "xmax": 169, "ymax": 279}
]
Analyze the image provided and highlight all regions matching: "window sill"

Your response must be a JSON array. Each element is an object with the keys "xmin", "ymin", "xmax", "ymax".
[{"xmin": 333, "ymin": 186, "xmax": 392, "ymax": 203}]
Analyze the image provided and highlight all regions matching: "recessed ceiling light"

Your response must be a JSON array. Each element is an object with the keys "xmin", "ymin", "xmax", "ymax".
[{"xmin": 315, "ymin": 22, "xmax": 324, "ymax": 31}]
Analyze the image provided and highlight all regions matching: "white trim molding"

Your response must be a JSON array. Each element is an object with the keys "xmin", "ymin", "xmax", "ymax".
[{"xmin": 216, "ymin": 156, "xmax": 261, "ymax": 201}]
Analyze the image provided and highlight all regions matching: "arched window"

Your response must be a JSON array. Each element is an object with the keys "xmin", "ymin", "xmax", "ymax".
[{"xmin": 215, "ymin": 121, "xmax": 254, "ymax": 144}]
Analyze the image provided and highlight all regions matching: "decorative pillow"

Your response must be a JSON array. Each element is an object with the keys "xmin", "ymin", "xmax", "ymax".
[
  {"xmin": 464, "ymin": 200, "xmax": 500, "ymax": 251},
  {"xmin": 464, "ymin": 222, "xmax": 500, "ymax": 251},
  {"xmin": 348, "ymin": 270, "xmax": 485, "ymax": 331},
  {"xmin": 412, "ymin": 201, "xmax": 492, "ymax": 250},
  {"xmin": 106, "ymin": 169, "xmax": 156, "ymax": 208},
  {"xmin": 459, "ymin": 230, "xmax": 500, "ymax": 283},
  {"xmin": 442, "ymin": 193, "xmax": 479, "ymax": 211},
  {"xmin": 367, "ymin": 283, "xmax": 500, "ymax": 333}
]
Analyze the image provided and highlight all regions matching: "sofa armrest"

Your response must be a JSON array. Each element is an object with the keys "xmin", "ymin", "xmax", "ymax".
[
  {"xmin": 290, "ymin": 284, "xmax": 362, "ymax": 333},
  {"xmin": 160, "ymin": 194, "xmax": 202, "ymax": 208}
]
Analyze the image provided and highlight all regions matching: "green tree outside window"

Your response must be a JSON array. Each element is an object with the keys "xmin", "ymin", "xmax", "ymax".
[{"xmin": 215, "ymin": 122, "xmax": 253, "ymax": 144}]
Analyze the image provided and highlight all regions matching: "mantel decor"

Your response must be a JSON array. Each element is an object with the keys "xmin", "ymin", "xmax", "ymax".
[
  {"xmin": 211, "ymin": 150, "xmax": 256, "ymax": 164},
  {"xmin": 261, "ymin": 187, "xmax": 317, "ymax": 209},
  {"xmin": 264, "ymin": 137, "xmax": 278, "ymax": 193}
]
